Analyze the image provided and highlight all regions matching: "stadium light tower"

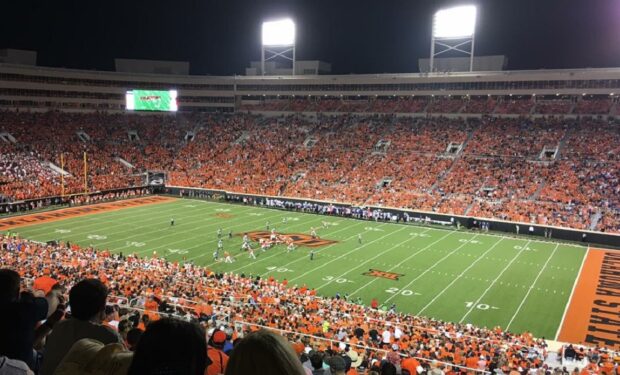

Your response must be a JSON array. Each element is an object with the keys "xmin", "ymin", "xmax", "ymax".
[
  {"xmin": 429, "ymin": 5, "xmax": 477, "ymax": 72},
  {"xmin": 261, "ymin": 18, "xmax": 296, "ymax": 76}
]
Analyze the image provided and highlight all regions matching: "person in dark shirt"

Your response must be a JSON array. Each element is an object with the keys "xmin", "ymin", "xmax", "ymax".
[{"xmin": 0, "ymin": 269, "xmax": 61, "ymax": 370}]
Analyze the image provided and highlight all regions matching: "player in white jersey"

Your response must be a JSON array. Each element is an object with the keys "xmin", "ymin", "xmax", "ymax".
[
  {"xmin": 248, "ymin": 247, "xmax": 256, "ymax": 259},
  {"xmin": 286, "ymin": 242, "xmax": 296, "ymax": 253},
  {"xmin": 310, "ymin": 227, "xmax": 317, "ymax": 239}
]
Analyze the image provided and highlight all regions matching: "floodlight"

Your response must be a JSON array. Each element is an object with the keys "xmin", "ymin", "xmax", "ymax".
[
  {"xmin": 262, "ymin": 19, "xmax": 295, "ymax": 46},
  {"xmin": 260, "ymin": 18, "xmax": 296, "ymax": 75},
  {"xmin": 429, "ymin": 5, "xmax": 478, "ymax": 72},
  {"xmin": 433, "ymin": 5, "xmax": 477, "ymax": 39}
]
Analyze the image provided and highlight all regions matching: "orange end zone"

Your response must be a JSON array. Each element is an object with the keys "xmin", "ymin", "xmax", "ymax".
[
  {"xmin": 557, "ymin": 248, "xmax": 620, "ymax": 349},
  {"xmin": 0, "ymin": 196, "xmax": 176, "ymax": 231}
]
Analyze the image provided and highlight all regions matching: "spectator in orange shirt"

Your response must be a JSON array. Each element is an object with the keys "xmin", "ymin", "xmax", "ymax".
[{"xmin": 207, "ymin": 330, "xmax": 229, "ymax": 375}]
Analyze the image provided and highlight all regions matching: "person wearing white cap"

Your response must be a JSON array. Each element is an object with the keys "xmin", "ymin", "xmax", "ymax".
[{"xmin": 347, "ymin": 350, "xmax": 364, "ymax": 370}]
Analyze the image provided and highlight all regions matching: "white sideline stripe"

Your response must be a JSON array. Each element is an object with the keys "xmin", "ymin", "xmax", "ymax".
[
  {"xmin": 348, "ymin": 229, "xmax": 456, "ymax": 297},
  {"xmin": 93, "ymin": 203, "xmax": 259, "ymax": 248},
  {"xmin": 416, "ymin": 237, "xmax": 505, "ymax": 315},
  {"xmin": 505, "ymin": 243, "xmax": 559, "ymax": 331},
  {"xmin": 554, "ymin": 246, "xmax": 590, "ymax": 340},
  {"xmin": 316, "ymin": 228, "xmax": 434, "ymax": 296},
  {"xmin": 192, "ymin": 212, "xmax": 330, "ymax": 265},
  {"xmin": 287, "ymin": 224, "xmax": 400, "ymax": 283},
  {"xmin": 459, "ymin": 240, "xmax": 532, "ymax": 323},
  {"xmin": 378, "ymin": 233, "xmax": 483, "ymax": 303},
  {"xmin": 225, "ymin": 219, "xmax": 364, "ymax": 273}
]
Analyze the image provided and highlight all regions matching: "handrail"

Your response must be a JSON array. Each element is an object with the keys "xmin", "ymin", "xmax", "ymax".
[{"xmin": 232, "ymin": 320, "xmax": 492, "ymax": 374}]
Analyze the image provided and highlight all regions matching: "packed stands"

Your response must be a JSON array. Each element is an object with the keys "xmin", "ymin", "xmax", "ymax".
[
  {"xmin": 0, "ymin": 110, "xmax": 619, "ymax": 233},
  {"xmin": 494, "ymin": 98, "xmax": 535, "ymax": 115},
  {"xmin": 426, "ymin": 97, "xmax": 465, "ymax": 113},
  {"xmin": 534, "ymin": 99, "xmax": 574, "ymax": 115},
  {"xmin": 462, "ymin": 97, "xmax": 497, "ymax": 114},
  {"xmin": 573, "ymin": 97, "xmax": 613, "ymax": 115}
]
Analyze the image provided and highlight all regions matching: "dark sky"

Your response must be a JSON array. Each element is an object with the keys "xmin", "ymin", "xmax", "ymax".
[{"xmin": 2, "ymin": 0, "xmax": 620, "ymax": 75}]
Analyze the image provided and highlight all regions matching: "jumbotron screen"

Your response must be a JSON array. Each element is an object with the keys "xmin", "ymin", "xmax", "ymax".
[{"xmin": 125, "ymin": 90, "xmax": 178, "ymax": 112}]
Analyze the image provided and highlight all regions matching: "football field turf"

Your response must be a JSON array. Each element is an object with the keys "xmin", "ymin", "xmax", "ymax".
[{"xmin": 3, "ymin": 196, "xmax": 588, "ymax": 339}]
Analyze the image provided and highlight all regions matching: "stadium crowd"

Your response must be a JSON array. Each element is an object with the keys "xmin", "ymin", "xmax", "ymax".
[
  {"xmin": 0, "ymin": 109, "xmax": 618, "ymax": 233},
  {"xmin": 2, "ymin": 234, "xmax": 618, "ymax": 375}
]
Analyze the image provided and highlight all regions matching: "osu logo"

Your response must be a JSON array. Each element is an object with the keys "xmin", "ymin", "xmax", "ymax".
[
  {"xmin": 241, "ymin": 231, "xmax": 338, "ymax": 248},
  {"xmin": 363, "ymin": 269, "xmax": 404, "ymax": 281},
  {"xmin": 215, "ymin": 213, "xmax": 234, "ymax": 219}
]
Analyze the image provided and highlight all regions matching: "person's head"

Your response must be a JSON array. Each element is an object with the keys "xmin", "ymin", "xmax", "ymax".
[
  {"xmin": 209, "ymin": 329, "xmax": 227, "ymax": 349},
  {"xmin": 128, "ymin": 318, "xmax": 208, "ymax": 375},
  {"xmin": 328, "ymin": 355, "xmax": 347, "ymax": 375},
  {"xmin": 118, "ymin": 319, "xmax": 131, "ymax": 338},
  {"xmin": 310, "ymin": 352, "xmax": 324, "ymax": 370},
  {"xmin": 126, "ymin": 328, "xmax": 143, "ymax": 351},
  {"xmin": 224, "ymin": 329, "xmax": 306, "ymax": 375},
  {"xmin": 0, "ymin": 269, "xmax": 20, "ymax": 303},
  {"xmin": 381, "ymin": 362, "xmax": 397, "ymax": 375},
  {"xmin": 69, "ymin": 279, "xmax": 108, "ymax": 321}
]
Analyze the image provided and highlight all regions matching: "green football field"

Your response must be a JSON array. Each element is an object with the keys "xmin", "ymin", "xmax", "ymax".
[{"xmin": 5, "ymin": 197, "xmax": 588, "ymax": 339}]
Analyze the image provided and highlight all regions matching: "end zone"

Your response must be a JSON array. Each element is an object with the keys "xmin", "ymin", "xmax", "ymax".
[
  {"xmin": 556, "ymin": 248, "xmax": 620, "ymax": 349},
  {"xmin": 0, "ymin": 196, "xmax": 176, "ymax": 231}
]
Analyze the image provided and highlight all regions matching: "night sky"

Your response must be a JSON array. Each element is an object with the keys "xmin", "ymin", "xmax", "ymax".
[{"xmin": 2, "ymin": 0, "xmax": 620, "ymax": 75}]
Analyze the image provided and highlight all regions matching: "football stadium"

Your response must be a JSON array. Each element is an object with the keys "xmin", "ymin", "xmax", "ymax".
[{"xmin": 1, "ymin": 1, "xmax": 619, "ymax": 374}]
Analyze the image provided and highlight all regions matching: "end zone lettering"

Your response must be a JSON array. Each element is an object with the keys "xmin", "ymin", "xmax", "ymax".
[{"xmin": 363, "ymin": 269, "xmax": 404, "ymax": 281}]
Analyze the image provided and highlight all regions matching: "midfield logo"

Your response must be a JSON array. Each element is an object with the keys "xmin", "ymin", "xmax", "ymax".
[
  {"xmin": 363, "ymin": 269, "xmax": 404, "ymax": 281},
  {"xmin": 240, "ymin": 231, "xmax": 338, "ymax": 248},
  {"xmin": 215, "ymin": 213, "xmax": 234, "ymax": 219}
]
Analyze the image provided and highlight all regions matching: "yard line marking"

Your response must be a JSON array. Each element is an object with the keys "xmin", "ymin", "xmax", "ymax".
[
  {"xmin": 257, "ymin": 221, "xmax": 391, "ymax": 278},
  {"xmin": 371, "ymin": 233, "xmax": 485, "ymax": 302},
  {"xmin": 459, "ymin": 240, "xmax": 531, "ymax": 323},
  {"xmin": 15, "ymin": 200, "xmax": 184, "ymax": 236},
  {"xmin": 554, "ymin": 246, "xmax": 589, "ymax": 340},
  {"xmin": 96, "ymin": 204, "xmax": 260, "ymax": 248},
  {"xmin": 22, "ymin": 198, "xmax": 250, "ymax": 243},
  {"xmin": 85, "ymin": 204, "xmax": 236, "ymax": 244},
  {"xmin": 287, "ymin": 224, "xmax": 403, "ymax": 283},
  {"xmin": 225, "ymin": 219, "xmax": 365, "ymax": 273},
  {"xmin": 316, "ymin": 227, "xmax": 437, "ymax": 291},
  {"xmin": 192, "ymin": 212, "xmax": 333, "ymax": 265},
  {"xmin": 416, "ymin": 237, "xmax": 505, "ymax": 315},
  {"xmin": 130, "ymin": 207, "xmax": 292, "ymax": 255},
  {"xmin": 505, "ymin": 243, "xmax": 559, "ymax": 331}
]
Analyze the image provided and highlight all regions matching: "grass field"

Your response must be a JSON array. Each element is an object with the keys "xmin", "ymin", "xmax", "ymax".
[{"xmin": 4, "ymin": 197, "xmax": 588, "ymax": 339}]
